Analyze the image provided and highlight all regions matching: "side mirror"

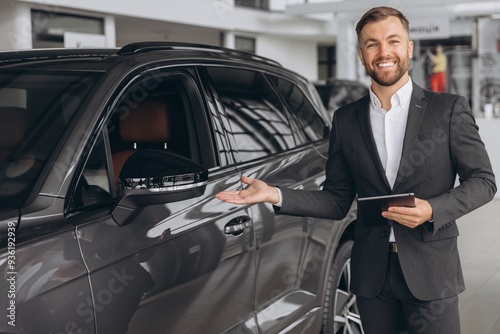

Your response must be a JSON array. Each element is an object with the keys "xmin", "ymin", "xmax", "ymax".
[{"xmin": 112, "ymin": 150, "xmax": 208, "ymax": 226}]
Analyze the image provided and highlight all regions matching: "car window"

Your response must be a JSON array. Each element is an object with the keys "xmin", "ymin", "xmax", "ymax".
[
  {"xmin": 268, "ymin": 75, "xmax": 326, "ymax": 143},
  {"xmin": 196, "ymin": 68, "xmax": 236, "ymax": 168},
  {"xmin": 314, "ymin": 79, "xmax": 368, "ymax": 116},
  {"xmin": 107, "ymin": 70, "xmax": 213, "ymax": 192},
  {"xmin": 205, "ymin": 66, "xmax": 296, "ymax": 163},
  {"xmin": 70, "ymin": 132, "xmax": 112, "ymax": 211},
  {"xmin": 0, "ymin": 69, "xmax": 103, "ymax": 209},
  {"xmin": 69, "ymin": 69, "xmax": 213, "ymax": 211}
]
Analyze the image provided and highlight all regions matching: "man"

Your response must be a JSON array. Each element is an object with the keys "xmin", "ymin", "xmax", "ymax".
[
  {"xmin": 426, "ymin": 44, "xmax": 447, "ymax": 92},
  {"xmin": 216, "ymin": 6, "xmax": 496, "ymax": 334}
]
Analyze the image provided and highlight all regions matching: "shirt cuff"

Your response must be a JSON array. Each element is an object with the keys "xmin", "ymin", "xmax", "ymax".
[{"xmin": 274, "ymin": 187, "xmax": 283, "ymax": 207}]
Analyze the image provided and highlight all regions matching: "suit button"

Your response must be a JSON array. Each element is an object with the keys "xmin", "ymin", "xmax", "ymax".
[{"xmin": 382, "ymin": 231, "xmax": 389, "ymax": 237}]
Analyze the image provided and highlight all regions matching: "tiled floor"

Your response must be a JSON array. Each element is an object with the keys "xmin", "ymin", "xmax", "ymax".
[{"xmin": 457, "ymin": 198, "xmax": 500, "ymax": 334}]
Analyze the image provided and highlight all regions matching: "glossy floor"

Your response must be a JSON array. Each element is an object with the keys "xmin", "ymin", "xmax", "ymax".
[{"xmin": 457, "ymin": 197, "xmax": 500, "ymax": 334}]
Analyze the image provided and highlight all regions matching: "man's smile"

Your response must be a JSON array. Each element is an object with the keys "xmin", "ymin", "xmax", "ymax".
[{"xmin": 376, "ymin": 61, "xmax": 396, "ymax": 68}]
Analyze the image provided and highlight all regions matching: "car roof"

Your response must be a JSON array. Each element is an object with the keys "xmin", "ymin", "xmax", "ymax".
[{"xmin": 0, "ymin": 41, "xmax": 292, "ymax": 75}]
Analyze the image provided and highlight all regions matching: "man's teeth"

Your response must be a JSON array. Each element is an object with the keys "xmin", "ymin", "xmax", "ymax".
[{"xmin": 378, "ymin": 62, "xmax": 394, "ymax": 67}]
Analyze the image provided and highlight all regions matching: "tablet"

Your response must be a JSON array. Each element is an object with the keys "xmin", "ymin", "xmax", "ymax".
[{"xmin": 357, "ymin": 193, "xmax": 415, "ymax": 227}]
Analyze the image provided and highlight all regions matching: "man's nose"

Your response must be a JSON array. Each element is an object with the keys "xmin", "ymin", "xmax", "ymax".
[{"xmin": 378, "ymin": 42, "xmax": 390, "ymax": 56}]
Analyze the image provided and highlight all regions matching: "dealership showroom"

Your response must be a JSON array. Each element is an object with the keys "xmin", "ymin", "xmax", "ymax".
[{"xmin": 0, "ymin": 0, "xmax": 499, "ymax": 333}]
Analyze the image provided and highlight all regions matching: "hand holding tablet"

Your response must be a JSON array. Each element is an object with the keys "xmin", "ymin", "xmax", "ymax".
[{"xmin": 357, "ymin": 193, "xmax": 416, "ymax": 227}]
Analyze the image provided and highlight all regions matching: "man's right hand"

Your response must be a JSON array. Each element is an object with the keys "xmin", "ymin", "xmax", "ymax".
[{"xmin": 215, "ymin": 175, "xmax": 280, "ymax": 205}]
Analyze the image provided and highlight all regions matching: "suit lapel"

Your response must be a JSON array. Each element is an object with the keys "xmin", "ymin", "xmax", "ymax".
[
  {"xmin": 356, "ymin": 97, "xmax": 391, "ymax": 189},
  {"xmin": 393, "ymin": 83, "xmax": 427, "ymax": 190}
]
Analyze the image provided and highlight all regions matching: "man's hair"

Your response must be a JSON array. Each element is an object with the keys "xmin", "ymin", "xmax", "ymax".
[{"xmin": 355, "ymin": 6, "xmax": 410, "ymax": 42}]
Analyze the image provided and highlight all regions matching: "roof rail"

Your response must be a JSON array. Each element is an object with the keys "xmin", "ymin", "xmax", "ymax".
[{"xmin": 117, "ymin": 41, "xmax": 282, "ymax": 67}]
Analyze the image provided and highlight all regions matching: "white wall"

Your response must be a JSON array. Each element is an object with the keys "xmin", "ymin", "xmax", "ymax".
[
  {"xmin": 0, "ymin": 1, "xmax": 32, "ymax": 50},
  {"xmin": 477, "ymin": 119, "xmax": 500, "ymax": 198},
  {"xmin": 19, "ymin": 0, "xmax": 235, "ymax": 31},
  {"xmin": 478, "ymin": 17, "xmax": 500, "ymax": 53},
  {"xmin": 18, "ymin": 0, "xmax": 332, "ymax": 37},
  {"xmin": 257, "ymin": 35, "xmax": 317, "ymax": 80}
]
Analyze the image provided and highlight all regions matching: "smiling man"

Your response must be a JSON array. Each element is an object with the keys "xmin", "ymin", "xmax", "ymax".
[
  {"xmin": 216, "ymin": 6, "xmax": 496, "ymax": 334},
  {"xmin": 358, "ymin": 15, "xmax": 412, "ymax": 88}
]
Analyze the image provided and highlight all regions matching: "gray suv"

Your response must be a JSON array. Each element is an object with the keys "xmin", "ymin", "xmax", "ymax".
[{"xmin": 0, "ymin": 42, "xmax": 361, "ymax": 333}]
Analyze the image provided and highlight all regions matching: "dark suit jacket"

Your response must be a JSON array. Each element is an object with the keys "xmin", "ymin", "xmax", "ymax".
[{"xmin": 278, "ymin": 82, "xmax": 496, "ymax": 301}]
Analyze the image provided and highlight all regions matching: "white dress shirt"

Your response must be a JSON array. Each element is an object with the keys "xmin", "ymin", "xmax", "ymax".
[
  {"xmin": 275, "ymin": 78, "xmax": 414, "ymax": 243},
  {"xmin": 369, "ymin": 78, "xmax": 413, "ymax": 241}
]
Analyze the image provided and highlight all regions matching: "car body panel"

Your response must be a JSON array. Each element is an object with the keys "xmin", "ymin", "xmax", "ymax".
[{"xmin": 0, "ymin": 212, "xmax": 95, "ymax": 333}]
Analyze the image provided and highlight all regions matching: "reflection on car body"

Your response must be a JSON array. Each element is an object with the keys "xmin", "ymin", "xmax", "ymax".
[
  {"xmin": 314, "ymin": 78, "xmax": 369, "ymax": 118},
  {"xmin": 0, "ymin": 42, "xmax": 361, "ymax": 333}
]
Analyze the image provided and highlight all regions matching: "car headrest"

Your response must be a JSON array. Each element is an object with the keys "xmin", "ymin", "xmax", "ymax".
[{"xmin": 120, "ymin": 98, "xmax": 171, "ymax": 143}]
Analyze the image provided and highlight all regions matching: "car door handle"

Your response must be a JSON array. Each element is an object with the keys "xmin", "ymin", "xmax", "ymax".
[{"xmin": 224, "ymin": 216, "xmax": 251, "ymax": 236}]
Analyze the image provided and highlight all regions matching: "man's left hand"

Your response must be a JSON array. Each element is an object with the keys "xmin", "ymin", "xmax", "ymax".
[{"xmin": 382, "ymin": 198, "xmax": 433, "ymax": 228}]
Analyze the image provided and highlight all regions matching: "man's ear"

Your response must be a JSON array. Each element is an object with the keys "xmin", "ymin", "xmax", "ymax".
[
  {"xmin": 408, "ymin": 40, "xmax": 414, "ymax": 59},
  {"xmin": 358, "ymin": 48, "xmax": 364, "ymax": 66}
]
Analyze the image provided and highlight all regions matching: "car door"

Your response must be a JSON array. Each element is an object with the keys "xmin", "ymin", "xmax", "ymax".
[
  {"xmin": 204, "ymin": 66, "xmax": 334, "ymax": 333},
  {"xmin": 69, "ymin": 68, "xmax": 258, "ymax": 333}
]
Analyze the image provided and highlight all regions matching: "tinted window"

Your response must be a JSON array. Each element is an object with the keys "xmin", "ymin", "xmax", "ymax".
[
  {"xmin": 199, "ymin": 72, "xmax": 235, "ymax": 168},
  {"xmin": 206, "ymin": 67, "xmax": 295, "ymax": 162},
  {"xmin": 106, "ymin": 71, "xmax": 210, "ymax": 191},
  {"xmin": 270, "ymin": 75, "xmax": 325, "ymax": 143},
  {"xmin": 70, "ymin": 132, "xmax": 112, "ymax": 210},
  {"xmin": 0, "ymin": 70, "xmax": 102, "ymax": 209}
]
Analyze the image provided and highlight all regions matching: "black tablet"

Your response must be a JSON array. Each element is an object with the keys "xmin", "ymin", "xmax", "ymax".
[{"xmin": 357, "ymin": 193, "xmax": 415, "ymax": 227}]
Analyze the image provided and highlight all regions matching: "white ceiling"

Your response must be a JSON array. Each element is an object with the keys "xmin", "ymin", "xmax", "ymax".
[
  {"xmin": 286, "ymin": 0, "xmax": 500, "ymax": 19},
  {"xmin": 112, "ymin": 1, "xmax": 500, "ymax": 47}
]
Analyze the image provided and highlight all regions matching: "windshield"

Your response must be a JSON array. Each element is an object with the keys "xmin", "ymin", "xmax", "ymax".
[{"xmin": 0, "ymin": 69, "xmax": 103, "ymax": 209}]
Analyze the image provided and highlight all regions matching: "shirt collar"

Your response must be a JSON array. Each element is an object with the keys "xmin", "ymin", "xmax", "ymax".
[{"xmin": 369, "ymin": 78, "xmax": 413, "ymax": 110}]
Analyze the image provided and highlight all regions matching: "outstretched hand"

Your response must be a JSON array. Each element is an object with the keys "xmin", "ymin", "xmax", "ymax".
[{"xmin": 215, "ymin": 175, "xmax": 280, "ymax": 205}]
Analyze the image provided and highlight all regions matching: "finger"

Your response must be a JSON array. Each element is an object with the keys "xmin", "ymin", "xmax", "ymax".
[
  {"xmin": 221, "ymin": 198, "xmax": 247, "ymax": 204},
  {"xmin": 215, "ymin": 190, "xmax": 239, "ymax": 197},
  {"xmin": 240, "ymin": 175, "xmax": 254, "ymax": 185},
  {"xmin": 387, "ymin": 206, "xmax": 408, "ymax": 214},
  {"xmin": 215, "ymin": 192, "xmax": 242, "ymax": 201}
]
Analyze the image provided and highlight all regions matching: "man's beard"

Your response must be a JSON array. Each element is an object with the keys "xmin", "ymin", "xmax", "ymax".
[{"xmin": 365, "ymin": 57, "xmax": 409, "ymax": 86}]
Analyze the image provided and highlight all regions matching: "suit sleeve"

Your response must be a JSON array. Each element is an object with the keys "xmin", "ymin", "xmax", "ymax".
[
  {"xmin": 276, "ymin": 109, "xmax": 357, "ymax": 220},
  {"xmin": 427, "ymin": 96, "xmax": 496, "ymax": 232}
]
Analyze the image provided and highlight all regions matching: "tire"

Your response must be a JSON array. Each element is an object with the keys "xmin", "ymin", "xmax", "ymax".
[{"xmin": 321, "ymin": 240, "xmax": 364, "ymax": 334}]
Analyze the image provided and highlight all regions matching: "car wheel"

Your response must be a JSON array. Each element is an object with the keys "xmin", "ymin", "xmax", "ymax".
[{"xmin": 321, "ymin": 240, "xmax": 364, "ymax": 334}]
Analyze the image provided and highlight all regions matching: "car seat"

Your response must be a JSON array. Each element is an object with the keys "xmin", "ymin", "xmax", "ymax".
[{"xmin": 112, "ymin": 98, "xmax": 171, "ymax": 188}]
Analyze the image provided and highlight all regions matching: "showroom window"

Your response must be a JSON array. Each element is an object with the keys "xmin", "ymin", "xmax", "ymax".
[
  {"xmin": 235, "ymin": 0, "xmax": 269, "ymax": 10},
  {"xmin": 318, "ymin": 45, "xmax": 336, "ymax": 81},
  {"xmin": 31, "ymin": 10, "xmax": 104, "ymax": 48},
  {"xmin": 206, "ymin": 66, "xmax": 295, "ymax": 163},
  {"xmin": 235, "ymin": 36, "xmax": 256, "ymax": 53}
]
